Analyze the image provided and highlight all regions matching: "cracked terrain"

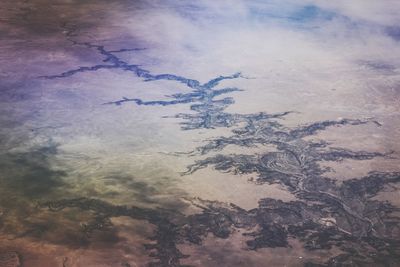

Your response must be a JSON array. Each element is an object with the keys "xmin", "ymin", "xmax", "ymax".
[
  {"xmin": 1, "ymin": 1, "xmax": 400, "ymax": 267},
  {"xmin": 36, "ymin": 24, "xmax": 400, "ymax": 267}
]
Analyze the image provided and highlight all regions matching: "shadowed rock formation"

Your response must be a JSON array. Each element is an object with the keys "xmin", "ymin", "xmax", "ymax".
[{"xmin": 38, "ymin": 23, "xmax": 400, "ymax": 267}]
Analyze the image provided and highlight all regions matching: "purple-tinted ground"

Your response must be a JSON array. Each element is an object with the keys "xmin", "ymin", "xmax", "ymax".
[{"xmin": 1, "ymin": 1, "xmax": 400, "ymax": 266}]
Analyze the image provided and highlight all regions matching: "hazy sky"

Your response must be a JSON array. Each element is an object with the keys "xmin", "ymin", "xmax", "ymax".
[{"xmin": 0, "ymin": 1, "xmax": 399, "ymax": 266}]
